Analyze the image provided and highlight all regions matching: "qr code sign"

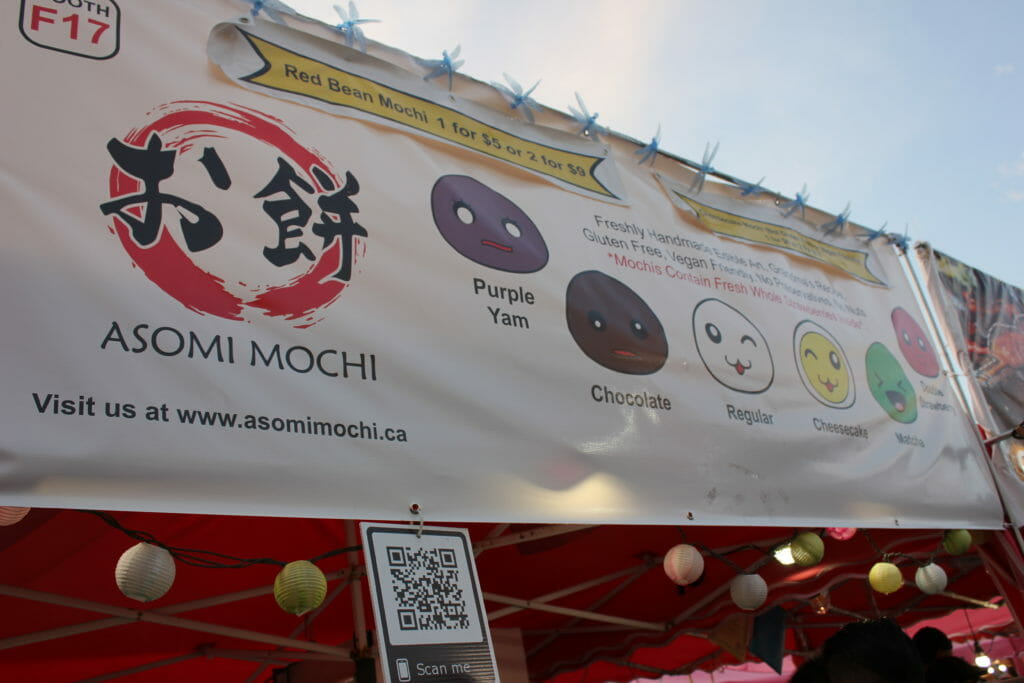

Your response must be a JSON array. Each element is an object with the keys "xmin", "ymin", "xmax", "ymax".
[
  {"xmin": 366, "ymin": 527, "xmax": 484, "ymax": 646},
  {"xmin": 387, "ymin": 545, "xmax": 469, "ymax": 631}
]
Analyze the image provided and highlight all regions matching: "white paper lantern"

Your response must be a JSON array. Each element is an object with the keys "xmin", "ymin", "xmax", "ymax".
[
  {"xmin": 663, "ymin": 544, "xmax": 704, "ymax": 586},
  {"xmin": 730, "ymin": 573, "xmax": 768, "ymax": 611},
  {"xmin": 915, "ymin": 563, "xmax": 948, "ymax": 595},
  {"xmin": 0, "ymin": 507, "xmax": 30, "ymax": 526},
  {"xmin": 115, "ymin": 542, "xmax": 176, "ymax": 602}
]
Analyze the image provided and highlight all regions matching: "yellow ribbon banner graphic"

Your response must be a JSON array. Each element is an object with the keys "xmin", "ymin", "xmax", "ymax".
[
  {"xmin": 675, "ymin": 193, "xmax": 886, "ymax": 286},
  {"xmin": 232, "ymin": 31, "xmax": 616, "ymax": 199}
]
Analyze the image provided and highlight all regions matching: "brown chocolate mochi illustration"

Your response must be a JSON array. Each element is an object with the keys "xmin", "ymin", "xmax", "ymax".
[{"xmin": 566, "ymin": 270, "xmax": 668, "ymax": 374}]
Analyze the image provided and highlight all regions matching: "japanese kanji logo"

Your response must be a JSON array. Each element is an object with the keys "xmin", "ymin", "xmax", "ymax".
[{"xmin": 101, "ymin": 101, "xmax": 367, "ymax": 327}]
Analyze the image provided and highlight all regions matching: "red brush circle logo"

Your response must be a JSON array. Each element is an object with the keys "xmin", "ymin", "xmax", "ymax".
[{"xmin": 101, "ymin": 101, "xmax": 367, "ymax": 328}]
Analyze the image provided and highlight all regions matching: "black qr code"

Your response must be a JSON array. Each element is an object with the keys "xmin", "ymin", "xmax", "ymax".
[{"xmin": 386, "ymin": 545, "xmax": 470, "ymax": 631}]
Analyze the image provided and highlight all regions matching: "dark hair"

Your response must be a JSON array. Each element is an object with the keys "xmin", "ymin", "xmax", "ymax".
[
  {"xmin": 823, "ymin": 619, "xmax": 925, "ymax": 683},
  {"xmin": 790, "ymin": 656, "xmax": 829, "ymax": 683},
  {"xmin": 913, "ymin": 626, "xmax": 954, "ymax": 665}
]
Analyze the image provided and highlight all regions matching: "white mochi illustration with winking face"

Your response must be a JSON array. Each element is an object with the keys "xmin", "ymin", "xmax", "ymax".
[{"xmin": 692, "ymin": 298, "xmax": 774, "ymax": 394}]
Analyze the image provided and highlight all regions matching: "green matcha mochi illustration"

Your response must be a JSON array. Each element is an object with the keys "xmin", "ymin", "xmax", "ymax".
[{"xmin": 865, "ymin": 342, "xmax": 917, "ymax": 424}]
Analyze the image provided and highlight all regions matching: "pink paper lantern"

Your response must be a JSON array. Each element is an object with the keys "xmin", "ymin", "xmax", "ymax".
[
  {"xmin": 827, "ymin": 527, "xmax": 857, "ymax": 541},
  {"xmin": 663, "ymin": 544, "xmax": 705, "ymax": 586},
  {"xmin": 0, "ymin": 507, "xmax": 30, "ymax": 526}
]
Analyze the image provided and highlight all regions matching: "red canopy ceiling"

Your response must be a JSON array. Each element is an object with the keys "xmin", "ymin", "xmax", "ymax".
[{"xmin": 0, "ymin": 508, "xmax": 1015, "ymax": 682}]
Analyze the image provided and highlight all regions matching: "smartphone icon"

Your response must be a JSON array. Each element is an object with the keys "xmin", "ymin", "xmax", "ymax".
[{"xmin": 396, "ymin": 658, "xmax": 411, "ymax": 682}]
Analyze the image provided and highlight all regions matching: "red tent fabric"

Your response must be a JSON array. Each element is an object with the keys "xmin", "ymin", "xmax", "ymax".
[{"xmin": 0, "ymin": 508, "xmax": 1013, "ymax": 682}]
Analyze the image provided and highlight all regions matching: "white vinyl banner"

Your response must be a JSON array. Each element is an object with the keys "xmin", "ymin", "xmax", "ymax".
[
  {"xmin": 0, "ymin": 0, "xmax": 1003, "ymax": 527},
  {"xmin": 915, "ymin": 245, "xmax": 1024, "ymax": 526}
]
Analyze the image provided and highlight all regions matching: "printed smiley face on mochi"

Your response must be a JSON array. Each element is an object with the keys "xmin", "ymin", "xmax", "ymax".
[
  {"xmin": 865, "ymin": 341, "xmax": 918, "ymax": 424},
  {"xmin": 430, "ymin": 175, "xmax": 548, "ymax": 273},
  {"xmin": 890, "ymin": 307, "xmax": 940, "ymax": 378},
  {"xmin": 692, "ymin": 298, "xmax": 774, "ymax": 394},
  {"xmin": 794, "ymin": 320, "xmax": 855, "ymax": 408},
  {"xmin": 565, "ymin": 270, "xmax": 668, "ymax": 375}
]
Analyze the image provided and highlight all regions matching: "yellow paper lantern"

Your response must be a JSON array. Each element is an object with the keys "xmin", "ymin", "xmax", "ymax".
[
  {"xmin": 915, "ymin": 563, "xmax": 948, "ymax": 595},
  {"xmin": 730, "ymin": 573, "xmax": 768, "ymax": 611},
  {"xmin": 790, "ymin": 532, "xmax": 824, "ymax": 567},
  {"xmin": 662, "ymin": 544, "xmax": 704, "ymax": 586},
  {"xmin": 115, "ymin": 542, "xmax": 176, "ymax": 602},
  {"xmin": 943, "ymin": 529, "xmax": 972, "ymax": 556},
  {"xmin": 868, "ymin": 561, "xmax": 903, "ymax": 594},
  {"xmin": 0, "ymin": 507, "xmax": 30, "ymax": 526},
  {"xmin": 274, "ymin": 560, "xmax": 327, "ymax": 615}
]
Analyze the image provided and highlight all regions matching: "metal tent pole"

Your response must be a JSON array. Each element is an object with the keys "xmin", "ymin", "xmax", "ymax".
[{"xmin": 346, "ymin": 519, "xmax": 375, "ymax": 683}]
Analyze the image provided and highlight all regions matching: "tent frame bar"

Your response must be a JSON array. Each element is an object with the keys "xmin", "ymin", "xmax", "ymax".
[
  {"xmin": 0, "ymin": 584, "xmax": 349, "ymax": 657},
  {"xmin": 0, "ymin": 567, "xmax": 355, "ymax": 652},
  {"xmin": 472, "ymin": 524, "xmax": 595, "ymax": 552},
  {"xmin": 78, "ymin": 653, "xmax": 203, "ymax": 683},
  {"xmin": 487, "ymin": 564, "xmax": 649, "ymax": 621},
  {"xmin": 483, "ymin": 591, "xmax": 666, "ymax": 631}
]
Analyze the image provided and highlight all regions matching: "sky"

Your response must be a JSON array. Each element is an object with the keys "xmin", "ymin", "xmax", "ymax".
[{"xmin": 283, "ymin": 0, "xmax": 1024, "ymax": 288}]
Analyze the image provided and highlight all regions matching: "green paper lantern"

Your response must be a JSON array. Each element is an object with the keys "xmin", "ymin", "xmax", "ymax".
[
  {"xmin": 274, "ymin": 560, "xmax": 327, "ymax": 616},
  {"xmin": 790, "ymin": 532, "xmax": 824, "ymax": 567},
  {"xmin": 942, "ymin": 529, "xmax": 972, "ymax": 556},
  {"xmin": 868, "ymin": 561, "xmax": 903, "ymax": 594}
]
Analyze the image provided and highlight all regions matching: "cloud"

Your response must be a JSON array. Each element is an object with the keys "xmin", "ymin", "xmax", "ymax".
[
  {"xmin": 998, "ymin": 153, "xmax": 1024, "ymax": 176},
  {"xmin": 1005, "ymin": 190, "xmax": 1024, "ymax": 202},
  {"xmin": 995, "ymin": 64, "xmax": 1016, "ymax": 76}
]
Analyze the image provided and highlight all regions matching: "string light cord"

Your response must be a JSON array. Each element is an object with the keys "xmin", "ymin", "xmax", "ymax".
[
  {"xmin": 81, "ymin": 510, "xmax": 361, "ymax": 569},
  {"xmin": 862, "ymin": 529, "xmax": 942, "ymax": 566},
  {"xmin": 676, "ymin": 527, "xmax": 796, "ymax": 574}
]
